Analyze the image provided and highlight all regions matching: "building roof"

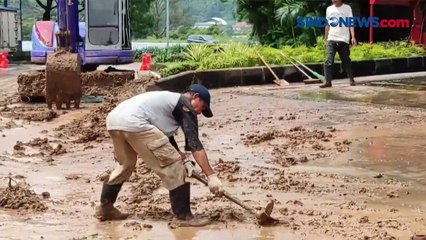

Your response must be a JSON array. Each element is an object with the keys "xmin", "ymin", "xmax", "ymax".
[
  {"xmin": 370, "ymin": 0, "xmax": 420, "ymax": 6},
  {"xmin": 233, "ymin": 22, "xmax": 253, "ymax": 28}
]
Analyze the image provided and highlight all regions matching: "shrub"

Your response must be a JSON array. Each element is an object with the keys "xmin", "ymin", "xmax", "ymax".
[
  {"xmin": 159, "ymin": 61, "xmax": 200, "ymax": 77},
  {"xmin": 134, "ymin": 45, "xmax": 187, "ymax": 63},
  {"xmin": 155, "ymin": 41, "xmax": 425, "ymax": 77}
]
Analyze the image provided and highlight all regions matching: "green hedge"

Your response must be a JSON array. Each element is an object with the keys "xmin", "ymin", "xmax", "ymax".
[
  {"xmin": 141, "ymin": 41, "xmax": 426, "ymax": 77},
  {"xmin": 134, "ymin": 45, "xmax": 187, "ymax": 63}
]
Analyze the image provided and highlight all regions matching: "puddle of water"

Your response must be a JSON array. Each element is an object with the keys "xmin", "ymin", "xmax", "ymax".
[
  {"xmin": 0, "ymin": 210, "xmax": 304, "ymax": 240},
  {"xmin": 0, "ymin": 126, "xmax": 45, "ymax": 154},
  {"xmin": 351, "ymin": 127, "xmax": 426, "ymax": 185},
  {"xmin": 300, "ymin": 90, "xmax": 426, "ymax": 109},
  {"xmin": 366, "ymin": 77, "xmax": 426, "ymax": 91}
]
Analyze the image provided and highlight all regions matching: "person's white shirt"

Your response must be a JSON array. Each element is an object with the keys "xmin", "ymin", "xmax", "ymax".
[{"xmin": 326, "ymin": 3, "xmax": 353, "ymax": 44}]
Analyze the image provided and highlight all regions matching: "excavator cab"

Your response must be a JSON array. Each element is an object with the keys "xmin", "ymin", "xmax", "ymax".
[
  {"xmin": 84, "ymin": 0, "xmax": 132, "ymax": 66},
  {"xmin": 86, "ymin": 0, "xmax": 131, "ymax": 49}
]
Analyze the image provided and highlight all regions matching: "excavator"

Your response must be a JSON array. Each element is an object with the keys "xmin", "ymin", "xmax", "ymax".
[{"xmin": 23, "ymin": 0, "xmax": 133, "ymax": 109}]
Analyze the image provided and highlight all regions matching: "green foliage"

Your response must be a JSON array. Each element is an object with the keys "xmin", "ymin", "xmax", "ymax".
[
  {"xmin": 232, "ymin": 0, "xmax": 329, "ymax": 47},
  {"xmin": 134, "ymin": 45, "xmax": 187, "ymax": 63},
  {"xmin": 159, "ymin": 41, "xmax": 425, "ymax": 76},
  {"xmin": 350, "ymin": 41, "xmax": 426, "ymax": 61},
  {"xmin": 130, "ymin": 0, "xmax": 156, "ymax": 39},
  {"xmin": 159, "ymin": 61, "xmax": 200, "ymax": 77},
  {"xmin": 183, "ymin": 44, "xmax": 216, "ymax": 62}
]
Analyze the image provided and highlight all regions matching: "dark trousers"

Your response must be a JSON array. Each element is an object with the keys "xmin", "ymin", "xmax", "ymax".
[{"xmin": 324, "ymin": 41, "xmax": 354, "ymax": 83}]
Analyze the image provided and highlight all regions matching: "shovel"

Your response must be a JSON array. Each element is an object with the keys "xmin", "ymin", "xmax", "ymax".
[
  {"xmin": 289, "ymin": 57, "xmax": 326, "ymax": 84},
  {"xmin": 280, "ymin": 52, "xmax": 322, "ymax": 85},
  {"xmin": 191, "ymin": 170, "xmax": 279, "ymax": 226},
  {"xmin": 254, "ymin": 49, "xmax": 290, "ymax": 86}
]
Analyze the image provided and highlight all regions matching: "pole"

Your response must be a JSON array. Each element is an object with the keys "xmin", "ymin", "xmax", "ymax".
[
  {"xmin": 369, "ymin": 3, "xmax": 374, "ymax": 44},
  {"xmin": 166, "ymin": 0, "xmax": 170, "ymax": 49},
  {"xmin": 4, "ymin": 0, "xmax": 8, "ymax": 7},
  {"xmin": 19, "ymin": 0, "xmax": 23, "ymax": 51}
]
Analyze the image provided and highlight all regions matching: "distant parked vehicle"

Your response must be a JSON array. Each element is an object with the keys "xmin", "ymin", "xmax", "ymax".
[{"xmin": 187, "ymin": 35, "xmax": 219, "ymax": 44}]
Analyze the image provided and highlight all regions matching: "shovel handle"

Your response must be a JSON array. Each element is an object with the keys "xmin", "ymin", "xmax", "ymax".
[
  {"xmin": 254, "ymin": 49, "xmax": 280, "ymax": 81},
  {"xmin": 290, "ymin": 57, "xmax": 326, "ymax": 81},
  {"xmin": 280, "ymin": 52, "xmax": 313, "ymax": 80},
  {"xmin": 191, "ymin": 171, "xmax": 257, "ymax": 214}
]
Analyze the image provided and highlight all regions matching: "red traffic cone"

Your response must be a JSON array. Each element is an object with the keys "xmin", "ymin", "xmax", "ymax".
[
  {"xmin": 139, "ymin": 54, "xmax": 152, "ymax": 71},
  {"xmin": 0, "ymin": 52, "xmax": 9, "ymax": 68},
  {"xmin": 140, "ymin": 54, "xmax": 147, "ymax": 71}
]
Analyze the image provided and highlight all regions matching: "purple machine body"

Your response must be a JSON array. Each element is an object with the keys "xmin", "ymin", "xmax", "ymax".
[{"xmin": 31, "ymin": 0, "xmax": 133, "ymax": 69}]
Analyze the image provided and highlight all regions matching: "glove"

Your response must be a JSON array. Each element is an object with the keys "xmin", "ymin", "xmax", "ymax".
[
  {"xmin": 183, "ymin": 159, "xmax": 196, "ymax": 177},
  {"xmin": 207, "ymin": 173, "xmax": 224, "ymax": 196}
]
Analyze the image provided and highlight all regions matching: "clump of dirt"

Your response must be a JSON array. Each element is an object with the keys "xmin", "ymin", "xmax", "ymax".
[
  {"xmin": 213, "ymin": 159, "xmax": 241, "ymax": 181},
  {"xmin": 123, "ymin": 221, "xmax": 153, "ymax": 231},
  {"xmin": 260, "ymin": 170, "xmax": 314, "ymax": 193},
  {"xmin": 13, "ymin": 138, "xmax": 66, "ymax": 157},
  {"xmin": 245, "ymin": 126, "xmax": 352, "ymax": 167},
  {"xmin": 243, "ymin": 129, "xmax": 284, "ymax": 145},
  {"xmin": 0, "ymin": 177, "xmax": 48, "ymax": 212},
  {"xmin": 0, "ymin": 119, "xmax": 22, "ymax": 132},
  {"xmin": 23, "ymin": 110, "xmax": 57, "ymax": 122},
  {"xmin": 197, "ymin": 205, "xmax": 246, "ymax": 223},
  {"xmin": 1, "ymin": 103, "xmax": 59, "ymax": 122}
]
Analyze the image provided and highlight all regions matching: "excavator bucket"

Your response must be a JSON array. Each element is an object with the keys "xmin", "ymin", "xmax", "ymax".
[{"xmin": 45, "ymin": 50, "xmax": 82, "ymax": 110}]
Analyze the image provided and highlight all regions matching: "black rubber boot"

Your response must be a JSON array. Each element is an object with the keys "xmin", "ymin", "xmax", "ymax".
[
  {"xmin": 321, "ymin": 64, "xmax": 333, "ymax": 88},
  {"xmin": 320, "ymin": 80, "xmax": 332, "ymax": 88},
  {"xmin": 169, "ymin": 182, "xmax": 210, "ymax": 227},
  {"xmin": 95, "ymin": 182, "xmax": 129, "ymax": 221}
]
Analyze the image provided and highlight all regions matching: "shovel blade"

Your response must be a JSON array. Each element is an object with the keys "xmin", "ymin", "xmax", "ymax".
[
  {"xmin": 256, "ymin": 201, "xmax": 279, "ymax": 226},
  {"xmin": 274, "ymin": 79, "xmax": 290, "ymax": 86}
]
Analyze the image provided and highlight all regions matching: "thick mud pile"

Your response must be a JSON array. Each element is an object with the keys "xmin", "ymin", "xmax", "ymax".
[
  {"xmin": 17, "ymin": 70, "xmax": 46, "ymax": 99},
  {"xmin": 55, "ymin": 75, "xmax": 158, "ymax": 143},
  {"xmin": 17, "ymin": 68, "xmax": 135, "ymax": 99},
  {"xmin": 82, "ymin": 68, "xmax": 135, "ymax": 96},
  {"xmin": 0, "ymin": 178, "xmax": 48, "ymax": 213}
]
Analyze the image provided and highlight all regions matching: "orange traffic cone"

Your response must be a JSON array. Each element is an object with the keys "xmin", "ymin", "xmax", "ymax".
[{"xmin": 0, "ymin": 52, "xmax": 9, "ymax": 68}]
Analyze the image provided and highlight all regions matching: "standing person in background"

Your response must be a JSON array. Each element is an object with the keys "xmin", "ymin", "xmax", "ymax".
[{"xmin": 322, "ymin": 0, "xmax": 357, "ymax": 88}]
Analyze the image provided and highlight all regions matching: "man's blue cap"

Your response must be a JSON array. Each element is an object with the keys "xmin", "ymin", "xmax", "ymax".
[{"xmin": 185, "ymin": 84, "xmax": 213, "ymax": 118}]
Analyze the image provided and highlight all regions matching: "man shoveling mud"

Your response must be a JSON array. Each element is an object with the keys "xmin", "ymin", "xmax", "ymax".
[{"xmin": 95, "ymin": 84, "xmax": 224, "ymax": 227}]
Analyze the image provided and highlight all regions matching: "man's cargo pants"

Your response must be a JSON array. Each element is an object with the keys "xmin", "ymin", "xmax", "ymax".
[{"xmin": 106, "ymin": 126, "xmax": 186, "ymax": 191}]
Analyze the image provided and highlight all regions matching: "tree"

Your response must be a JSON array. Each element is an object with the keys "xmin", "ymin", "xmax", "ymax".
[
  {"xmin": 148, "ymin": 0, "xmax": 166, "ymax": 38},
  {"xmin": 35, "ymin": 0, "xmax": 55, "ymax": 20},
  {"xmin": 228, "ymin": 0, "xmax": 329, "ymax": 46},
  {"xmin": 130, "ymin": 0, "xmax": 155, "ymax": 39}
]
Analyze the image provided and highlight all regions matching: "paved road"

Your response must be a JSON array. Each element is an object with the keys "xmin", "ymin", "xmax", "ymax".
[{"xmin": 22, "ymin": 41, "xmax": 187, "ymax": 52}]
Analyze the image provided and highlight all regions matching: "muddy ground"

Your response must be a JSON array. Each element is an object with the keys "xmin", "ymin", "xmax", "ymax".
[{"xmin": 0, "ymin": 65, "xmax": 425, "ymax": 240}]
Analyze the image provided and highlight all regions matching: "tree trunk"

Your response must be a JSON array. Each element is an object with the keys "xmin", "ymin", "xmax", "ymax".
[
  {"xmin": 42, "ymin": 11, "xmax": 51, "ymax": 20},
  {"xmin": 36, "ymin": 0, "xmax": 54, "ymax": 21}
]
